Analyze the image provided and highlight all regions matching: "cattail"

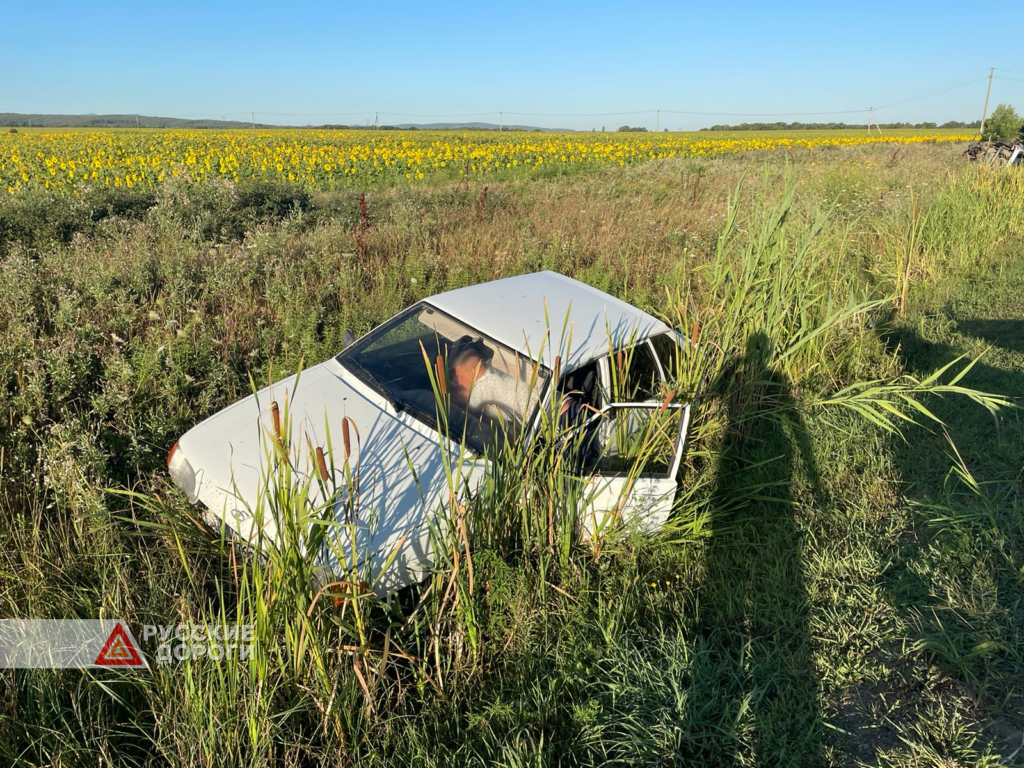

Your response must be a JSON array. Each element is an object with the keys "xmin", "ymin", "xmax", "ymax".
[
  {"xmin": 358, "ymin": 192, "xmax": 371, "ymax": 229},
  {"xmin": 659, "ymin": 389, "xmax": 676, "ymax": 411},
  {"xmin": 356, "ymin": 193, "xmax": 371, "ymax": 259},
  {"xmin": 270, "ymin": 401, "xmax": 282, "ymax": 440},
  {"xmin": 436, "ymin": 355, "xmax": 446, "ymax": 394},
  {"xmin": 342, "ymin": 417, "xmax": 352, "ymax": 461},
  {"xmin": 315, "ymin": 446, "xmax": 329, "ymax": 482}
]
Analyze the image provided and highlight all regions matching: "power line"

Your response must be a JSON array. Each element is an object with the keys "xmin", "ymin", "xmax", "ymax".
[
  {"xmin": 660, "ymin": 107, "xmax": 867, "ymax": 117},
  {"xmin": 503, "ymin": 110, "xmax": 652, "ymax": 117},
  {"xmin": 238, "ymin": 111, "xmax": 372, "ymax": 117},
  {"xmin": 142, "ymin": 72, "xmax": 999, "ymax": 127},
  {"xmin": 872, "ymin": 76, "xmax": 988, "ymax": 111},
  {"xmin": 660, "ymin": 74, "xmax": 991, "ymax": 117},
  {"xmin": 377, "ymin": 111, "xmax": 497, "ymax": 118},
  {"xmin": 228, "ymin": 110, "xmax": 500, "ymax": 118}
]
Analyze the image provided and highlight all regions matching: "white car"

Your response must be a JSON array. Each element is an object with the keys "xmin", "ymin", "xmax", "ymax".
[{"xmin": 167, "ymin": 271, "xmax": 693, "ymax": 592}]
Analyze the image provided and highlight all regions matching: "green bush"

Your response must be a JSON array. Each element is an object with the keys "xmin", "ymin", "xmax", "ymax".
[
  {"xmin": 982, "ymin": 103, "xmax": 1024, "ymax": 141},
  {"xmin": 0, "ymin": 187, "xmax": 159, "ymax": 254},
  {"xmin": 0, "ymin": 181, "xmax": 314, "ymax": 254}
]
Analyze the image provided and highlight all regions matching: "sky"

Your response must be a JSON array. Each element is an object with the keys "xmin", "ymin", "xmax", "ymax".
[{"xmin": 3, "ymin": 0, "xmax": 1022, "ymax": 131}]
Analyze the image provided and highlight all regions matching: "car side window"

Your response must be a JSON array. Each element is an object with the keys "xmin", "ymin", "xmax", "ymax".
[
  {"xmin": 649, "ymin": 333, "xmax": 681, "ymax": 384},
  {"xmin": 607, "ymin": 340, "xmax": 663, "ymax": 403},
  {"xmin": 591, "ymin": 404, "xmax": 683, "ymax": 477}
]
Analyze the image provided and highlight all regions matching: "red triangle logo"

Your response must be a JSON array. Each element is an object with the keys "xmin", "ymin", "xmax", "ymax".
[{"xmin": 94, "ymin": 623, "xmax": 146, "ymax": 667}]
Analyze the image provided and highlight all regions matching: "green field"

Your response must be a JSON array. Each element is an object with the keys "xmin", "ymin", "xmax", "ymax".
[{"xmin": 1, "ymin": 139, "xmax": 1022, "ymax": 767}]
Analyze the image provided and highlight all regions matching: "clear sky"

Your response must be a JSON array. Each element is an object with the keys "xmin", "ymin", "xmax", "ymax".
[{"xmin": 3, "ymin": 0, "xmax": 1022, "ymax": 130}]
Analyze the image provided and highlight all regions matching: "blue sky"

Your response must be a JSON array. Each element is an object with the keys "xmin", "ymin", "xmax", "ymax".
[{"xmin": 3, "ymin": 0, "xmax": 1022, "ymax": 130}]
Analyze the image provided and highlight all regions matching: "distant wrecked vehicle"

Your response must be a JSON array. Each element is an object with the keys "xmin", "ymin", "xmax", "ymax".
[
  {"xmin": 167, "ymin": 272, "xmax": 694, "ymax": 592},
  {"xmin": 964, "ymin": 139, "xmax": 1023, "ymax": 166}
]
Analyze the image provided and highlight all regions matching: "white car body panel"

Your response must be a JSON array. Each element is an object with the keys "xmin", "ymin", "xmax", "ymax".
[{"xmin": 178, "ymin": 359, "xmax": 471, "ymax": 592}]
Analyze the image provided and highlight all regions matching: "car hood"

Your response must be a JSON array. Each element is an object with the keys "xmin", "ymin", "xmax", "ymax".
[{"xmin": 177, "ymin": 359, "xmax": 460, "ymax": 592}]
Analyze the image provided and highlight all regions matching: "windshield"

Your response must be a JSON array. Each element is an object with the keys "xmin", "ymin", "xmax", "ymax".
[{"xmin": 337, "ymin": 303, "xmax": 550, "ymax": 454}]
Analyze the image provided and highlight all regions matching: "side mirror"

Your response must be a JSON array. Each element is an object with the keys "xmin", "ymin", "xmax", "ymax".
[{"xmin": 342, "ymin": 330, "xmax": 356, "ymax": 348}]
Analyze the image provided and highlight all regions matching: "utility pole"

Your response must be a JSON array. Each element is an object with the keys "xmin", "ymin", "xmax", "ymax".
[
  {"xmin": 374, "ymin": 112, "xmax": 379, "ymax": 129},
  {"xmin": 979, "ymin": 67, "xmax": 995, "ymax": 138},
  {"xmin": 251, "ymin": 112, "xmax": 256, "ymax": 130},
  {"xmin": 135, "ymin": 114, "xmax": 140, "ymax": 129},
  {"xmin": 655, "ymin": 110, "xmax": 659, "ymax": 133},
  {"xmin": 499, "ymin": 111, "xmax": 502, "ymax": 132},
  {"xmin": 868, "ymin": 107, "xmax": 881, "ymax": 134}
]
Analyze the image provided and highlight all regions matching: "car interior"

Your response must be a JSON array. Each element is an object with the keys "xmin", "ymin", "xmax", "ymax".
[
  {"xmin": 339, "ymin": 305, "xmax": 548, "ymax": 453},
  {"xmin": 557, "ymin": 360, "xmax": 602, "ymax": 412}
]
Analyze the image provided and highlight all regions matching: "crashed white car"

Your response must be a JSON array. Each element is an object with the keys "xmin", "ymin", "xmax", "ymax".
[{"xmin": 167, "ymin": 271, "xmax": 693, "ymax": 592}]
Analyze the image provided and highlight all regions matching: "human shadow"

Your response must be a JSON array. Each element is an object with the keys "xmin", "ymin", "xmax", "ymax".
[
  {"xmin": 685, "ymin": 332, "xmax": 823, "ymax": 766},
  {"xmin": 954, "ymin": 319, "xmax": 1024, "ymax": 356}
]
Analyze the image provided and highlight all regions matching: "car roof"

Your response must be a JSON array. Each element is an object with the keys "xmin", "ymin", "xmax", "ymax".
[{"xmin": 424, "ymin": 271, "xmax": 673, "ymax": 371}]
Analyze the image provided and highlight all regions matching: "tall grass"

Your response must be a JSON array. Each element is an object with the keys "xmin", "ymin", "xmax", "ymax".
[{"xmin": 1, "ymin": 144, "xmax": 1022, "ymax": 766}]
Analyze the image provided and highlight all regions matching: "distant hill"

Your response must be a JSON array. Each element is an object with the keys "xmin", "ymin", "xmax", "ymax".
[
  {"xmin": 391, "ymin": 122, "xmax": 574, "ymax": 132},
  {"xmin": 699, "ymin": 120, "xmax": 978, "ymax": 131},
  {"xmin": 0, "ymin": 113, "xmax": 268, "ymax": 129},
  {"xmin": 0, "ymin": 113, "xmax": 574, "ymax": 132}
]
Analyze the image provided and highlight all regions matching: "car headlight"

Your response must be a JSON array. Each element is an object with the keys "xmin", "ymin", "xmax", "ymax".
[{"xmin": 167, "ymin": 441, "xmax": 199, "ymax": 503}]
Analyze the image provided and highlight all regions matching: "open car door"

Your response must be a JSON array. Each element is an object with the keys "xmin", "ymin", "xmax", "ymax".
[{"xmin": 580, "ymin": 400, "xmax": 692, "ymax": 535}]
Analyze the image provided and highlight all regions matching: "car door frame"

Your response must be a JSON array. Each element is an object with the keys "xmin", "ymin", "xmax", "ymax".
[
  {"xmin": 579, "ymin": 335, "xmax": 693, "ymax": 533},
  {"xmin": 579, "ymin": 398, "xmax": 692, "ymax": 535}
]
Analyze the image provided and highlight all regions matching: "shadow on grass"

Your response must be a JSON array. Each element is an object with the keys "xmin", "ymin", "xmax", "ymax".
[
  {"xmin": 883, "ymin": 316, "xmax": 1023, "ymax": 505},
  {"xmin": 955, "ymin": 319, "xmax": 1024, "ymax": 356},
  {"xmin": 874, "ymin": 317, "xmax": 1024, "ymax": 759},
  {"xmin": 687, "ymin": 332, "xmax": 823, "ymax": 766}
]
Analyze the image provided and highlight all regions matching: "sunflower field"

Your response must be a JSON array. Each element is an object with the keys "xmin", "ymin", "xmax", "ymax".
[{"xmin": 1, "ymin": 128, "xmax": 975, "ymax": 194}]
